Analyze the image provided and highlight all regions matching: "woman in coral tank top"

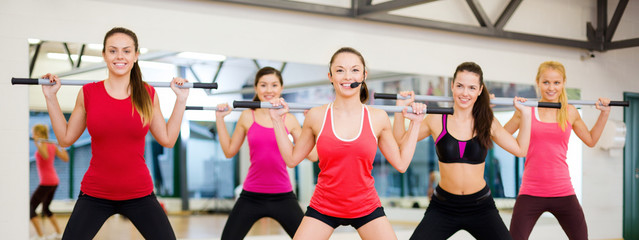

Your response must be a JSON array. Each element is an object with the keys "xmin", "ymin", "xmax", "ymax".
[
  {"xmin": 268, "ymin": 47, "xmax": 427, "ymax": 240},
  {"xmin": 505, "ymin": 61, "xmax": 610, "ymax": 240},
  {"xmin": 215, "ymin": 67, "xmax": 317, "ymax": 239},
  {"xmin": 30, "ymin": 124, "xmax": 69, "ymax": 240},
  {"xmin": 40, "ymin": 27, "xmax": 189, "ymax": 239}
]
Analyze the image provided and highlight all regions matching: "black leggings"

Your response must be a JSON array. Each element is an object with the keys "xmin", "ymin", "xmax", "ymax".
[
  {"xmin": 30, "ymin": 185, "xmax": 58, "ymax": 219},
  {"xmin": 62, "ymin": 192, "xmax": 175, "ymax": 240},
  {"xmin": 221, "ymin": 190, "xmax": 304, "ymax": 239},
  {"xmin": 410, "ymin": 185, "xmax": 512, "ymax": 240},
  {"xmin": 510, "ymin": 194, "xmax": 587, "ymax": 240}
]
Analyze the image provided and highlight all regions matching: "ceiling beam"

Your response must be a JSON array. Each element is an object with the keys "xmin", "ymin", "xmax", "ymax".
[
  {"xmin": 606, "ymin": 38, "xmax": 639, "ymax": 50},
  {"xmin": 494, "ymin": 0, "xmax": 522, "ymax": 30},
  {"xmin": 356, "ymin": 0, "xmax": 436, "ymax": 17},
  {"xmin": 605, "ymin": 0, "xmax": 628, "ymax": 42},
  {"xmin": 209, "ymin": 0, "xmax": 638, "ymax": 51},
  {"xmin": 211, "ymin": 0, "xmax": 350, "ymax": 17},
  {"xmin": 363, "ymin": 13, "xmax": 594, "ymax": 49},
  {"xmin": 466, "ymin": 0, "xmax": 493, "ymax": 29}
]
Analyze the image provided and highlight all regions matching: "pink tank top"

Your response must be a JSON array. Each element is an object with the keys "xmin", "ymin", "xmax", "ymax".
[
  {"xmin": 243, "ymin": 111, "xmax": 292, "ymax": 193},
  {"xmin": 35, "ymin": 143, "xmax": 59, "ymax": 186},
  {"xmin": 519, "ymin": 107, "xmax": 575, "ymax": 197},
  {"xmin": 311, "ymin": 104, "xmax": 380, "ymax": 218}
]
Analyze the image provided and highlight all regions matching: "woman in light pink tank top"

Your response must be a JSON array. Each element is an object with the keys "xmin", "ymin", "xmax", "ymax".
[
  {"xmin": 215, "ymin": 67, "xmax": 317, "ymax": 239},
  {"xmin": 504, "ymin": 61, "xmax": 611, "ymax": 240}
]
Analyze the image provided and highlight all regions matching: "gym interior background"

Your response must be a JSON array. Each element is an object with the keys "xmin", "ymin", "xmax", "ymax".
[{"xmin": 2, "ymin": 0, "xmax": 639, "ymax": 239}]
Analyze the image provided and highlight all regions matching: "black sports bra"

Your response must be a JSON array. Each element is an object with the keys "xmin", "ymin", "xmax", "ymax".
[{"xmin": 435, "ymin": 114, "xmax": 487, "ymax": 164}]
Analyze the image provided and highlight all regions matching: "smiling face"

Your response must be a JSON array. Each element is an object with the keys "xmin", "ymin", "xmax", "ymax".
[
  {"xmin": 254, "ymin": 73, "xmax": 283, "ymax": 101},
  {"xmin": 328, "ymin": 52, "xmax": 366, "ymax": 98},
  {"xmin": 536, "ymin": 68, "xmax": 565, "ymax": 102},
  {"xmin": 102, "ymin": 32, "xmax": 139, "ymax": 78},
  {"xmin": 451, "ymin": 70, "xmax": 483, "ymax": 109}
]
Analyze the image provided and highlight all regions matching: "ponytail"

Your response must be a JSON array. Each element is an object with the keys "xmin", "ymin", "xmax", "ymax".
[
  {"xmin": 360, "ymin": 81, "xmax": 369, "ymax": 103},
  {"xmin": 130, "ymin": 61, "xmax": 152, "ymax": 126},
  {"xmin": 473, "ymin": 84, "xmax": 493, "ymax": 149}
]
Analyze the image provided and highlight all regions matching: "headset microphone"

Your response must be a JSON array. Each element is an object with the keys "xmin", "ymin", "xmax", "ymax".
[{"xmin": 350, "ymin": 82, "xmax": 362, "ymax": 88}]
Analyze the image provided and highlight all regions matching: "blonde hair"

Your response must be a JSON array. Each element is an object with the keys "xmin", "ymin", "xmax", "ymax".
[
  {"xmin": 536, "ymin": 61, "xmax": 568, "ymax": 131},
  {"xmin": 32, "ymin": 124, "xmax": 49, "ymax": 139}
]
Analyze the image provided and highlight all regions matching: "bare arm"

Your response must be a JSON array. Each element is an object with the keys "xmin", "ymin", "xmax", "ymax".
[
  {"xmin": 379, "ymin": 103, "xmax": 426, "ymax": 173},
  {"xmin": 492, "ymin": 97, "xmax": 532, "ymax": 157},
  {"xmin": 55, "ymin": 146, "xmax": 69, "ymax": 162},
  {"xmin": 41, "ymin": 74, "xmax": 86, "ymax": 148},
  {"xmin": 570, "ymin": 98, "xmax": 611, "ymax": 147},
  {"xmin": 503, "ymin": 109, "xmax": 521, "ymax": 135},
  {"xmin": 149, "ymin": 78, "xmax": 189, "ymax": 148},
  {"xmin": 287, "ymin": 114, "xmax": 318, "ymax": 162},
  {"xmin": 34, "ymin": 141, "xmax": 50, "ymax": 159},
  {"xmin": 216, "ymin": 106, "xmax": 248, "ymax": 158},
  {"xmin": 269, "ymin": 99, "xmax": 318, "ymax": 168},
  {"xmin": 393, "ymin": 91, "xmax": 431, "ymax": 141}
]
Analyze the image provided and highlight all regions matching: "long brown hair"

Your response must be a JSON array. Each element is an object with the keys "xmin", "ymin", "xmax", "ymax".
[
  {"xmin": 453, "ymin": 62, "xmax": 493, "ymax": 149},
  {"xmin": 329, "ymin": 47, "xmax": 369, "ymax": 103},
  {"xmin": 252, "ymin": 67, "xmax": 283, "ymax": 101},
  {"xmin": 536, "ymin": 61, "xmax": 568, "ymax": 131},
  {"xmin": 103, "ymin": 27, "xmax": 152, "ymax": 126}
]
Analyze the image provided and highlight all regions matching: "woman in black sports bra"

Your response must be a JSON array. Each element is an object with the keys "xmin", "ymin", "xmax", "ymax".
[{"xmin": 394, "ymin": 62, "xmax": 532, "ymax": 240}]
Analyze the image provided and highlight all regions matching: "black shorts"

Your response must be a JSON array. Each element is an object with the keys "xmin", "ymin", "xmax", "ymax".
[{"xmin": 305, "ymin": 206, "xmax": 386, "ymax": 229}]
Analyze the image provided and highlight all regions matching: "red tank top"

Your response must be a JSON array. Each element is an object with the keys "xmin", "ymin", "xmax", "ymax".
[
  {"xmin": 310, "ymin": 104, "xmax": 380, "ymax": 218},
  {"xmin": 35, "ymin": 143, "xmax": 59, "ymax": 186},
  {"xmin": 81, "ymin": 81, "xmax": 154, "ymax": 200},
  {"xmin": 519, "ymin": 107, "xmax": 575, "ymax": 197}
]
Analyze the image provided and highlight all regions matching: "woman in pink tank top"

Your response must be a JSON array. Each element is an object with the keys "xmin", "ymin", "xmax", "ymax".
[
  {"xmin": 29, "ymin": 124, "xmax": 69, "ymax": 239},
  {"xmin": 504, "ymin": 61, "xmax": 611, "ymax": 240},
  {"xmin": 269, "ymin": 47, "xmax": 427, "ymax": 240},
  {"xmin": 40, "ymin": 27, "xmax": 189, "ymax": 239},
  {"xmin": 215, "ymin": 67, "xmax": 317, "ymax": 239}
]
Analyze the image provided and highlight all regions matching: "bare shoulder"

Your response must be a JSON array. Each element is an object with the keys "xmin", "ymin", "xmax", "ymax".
[
  {"xmin": 425, "ymin": 114, "xmax": 440, "ymax": 125},
  {"xmin": 304, "ymin": 104, "xmax": 328, "ymax": 127},
  {"xmin": 367, "ymin": 106, "xmax": 389, "ymax": 120},
  {"xmin": 237, "ymin": 109, "xmax": 253, "ymax": 128},
  {"xmin": 284, "ymin": 112, "xmax": 301, "ymax": 128},
  {"xmin": 566, "ymin": 104, "xmax": 580, "ymax": 122}
]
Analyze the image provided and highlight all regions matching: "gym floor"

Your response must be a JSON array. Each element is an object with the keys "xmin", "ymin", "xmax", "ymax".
[{"xmin": 29, "ymin": 208, "xmax": 621, "ymax": 240}]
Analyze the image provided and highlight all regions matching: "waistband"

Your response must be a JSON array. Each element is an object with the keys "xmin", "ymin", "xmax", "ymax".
[{"xmin": 433, "ymin": 184, "xmax": 491, "ymax": 203}]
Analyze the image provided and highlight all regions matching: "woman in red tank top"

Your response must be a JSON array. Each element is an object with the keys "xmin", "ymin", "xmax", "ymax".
[
  {"xmin": 268, "ymin": 47, "xmax": 427, "ymax": 240},
  {"xmin": 40, "ymin": 27, "xmax": 189, "ymax": 239},
  {"xmin": 504, "ymin": 61, "xmax": 610, "ymax": 240}
]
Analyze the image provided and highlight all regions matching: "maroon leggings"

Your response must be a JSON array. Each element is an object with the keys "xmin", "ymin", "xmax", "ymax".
[{"xmin": 509, "ymin": 194, "xmax": 587, "ymax": 240}]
